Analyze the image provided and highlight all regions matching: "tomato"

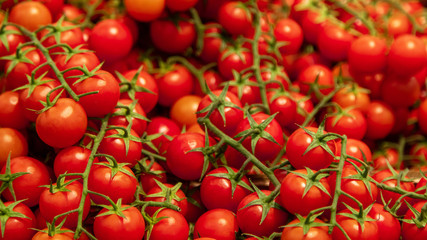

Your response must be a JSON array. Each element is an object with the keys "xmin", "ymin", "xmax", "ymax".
[
  {"xmin": 336, "ymin": 138, "xmax": 372, "ymax": 166},
  {"xmin": 217, "ymin": 45, "xmax": 253, "ymax": 80},
  {"xmin": 39, "ymin": 180, "xmax": 91, "ymax": 229},
  {"xmin": 19, "ymin": 78, "xmax": 64, "ymax": 122},
  {"xmin": 32, "ymin": 228, "xmax": 88, "ymax": 240},
  {"xmin": 332, "ymin": 84, "xmax": 371, "ymax": 113},
  {"xmin": 297, "ymin": 64, "xmax": 335, "ymax": 100},
  {"xmin": 145, "ymin": 116, "xmax": 181, "ymax": 153},
  {"xmin": 402, "ymin": 201, "xmax": 427, "ymax": 240},
  {"xmin": 150, "ymin": 15, "xmax": 196, "ymax": 54},
  {"xmin": 36, "ymin": 98, "xmax": 87, "ymax": 149},
  {"xmin": 0, "ymin": 201, "xmax": 36, "ymax": 240},
  {"xmin": 386, "ymin": 13, "xmax": 412, "ymax": 38},
  {"xmin": 387, "ymin": 34, "xmax": 427, "ymax": 77},
  {"xmin": 144, "ymin": 182, "xmax": 188, "ymax": 217},
  {"xmin": 98, "ymin": 126, "xmax": 142, "ymax": 167},
  {"xmin": 170, "ymin": 95, "xmax": 202, "ymax": 128},
  {"xmin": 166, "ymin": 132, "xmax": 213, "ymax": 181},
  {"xmin": 300, "ymin": 10, "xmax": 329, "ymax": 44},
  {"xmin": 194, "ymin": 69, "xmax": 224, "ymax": 96},
  {"xmin": 332, "ymin": 208, "xmax": 379, "ymax": 240},
  {"xmin": 373, "ymin": 147, "xmax": 400, "ymax": 170},
  {"xmin": 93, "ymin": 205, "xmax": 145, "ymax": 240},
  {"xmin": 107, "ymin": 99, "xmax": 147, "ymax": 136},
  {"xmin": 200, "ymin": 167, "xmax": 251, "ymax": 212},
  {"xmin": 352, "ymin": 71, "xmax": 385, "ymax": 99},
  {"xmin": 329, "ymin": 166, "xmax": 378, "ymax": 210},
  {"xmin": 0, "ymin": 26, "xmax": 25, "ymax": 68},
  {"xmin": 124, "ymin": 0, "xmax": 165, "ymax": 22},
  {"xmin": 155, "ymin": 64, "xmax": 194, "ymax": 107},
  {"xmin": 53, "ymin": 146, "xmax": 98, "ymax": 181},
  {"xmin": 39, "ymin": 21, "xmax": 84, "ymax": 53},
  {"xmin": 369, "ymin": 203, "xmax": 401, "ymax": 240},
  {"xmin": 0, "ymin": 128, "xmax": 28, "ymax": 169},
  {"xmin": 286, "ymin": 127, "xmax": 336, "ymax": 170},
  {"xmin": 317, "ymin": 24, "xmax": 355, "ymax": 62},
  {"xmin": 218, "ymin": 1, "xmax": 252, "ymax": 36},
  {"xmin": 194, "ymin": 209, "xmax": 239, "ymax": 240},
  {"xmin": 289, "ymin": 52, "xmax": 331, "ymax": 80},
  {"xmin": 235, "ymin": 112, "xmax": 284, "ymax": 162},
  {"xmin": 139, "ymin": 159, "xmax": 167, "ymax": 194},
  {"xmin": 274, "ymin": 18, "xmax": 304, "ymax": 55},
  {"xmin": 88, "ymin": 162, "xmax": 137, "ymax": 205},
  {"xmin": 89, "ymin": 19, "xmax": 133, "ymax": 62},
  {"xmin": 57, "ymin": 4, "xmax": 85, "ymax": 23},
  {"xmin": 54, "ymin": 51, "xmax": 100, "ymax": 84},
  {"xmin": 237, "ymin": 190, "xmax": 288, "ymax": 237},
  {"xmin": 197, "ymin": 90, "xmax": 243, "ymax": 136},
  {"xmin": 280, "ymin": 169, "xmax": 331, "ymax": 216},
  {"xmin": 9, "ymin": 1, "xmax": 52, "ymax": 31},
  {"xmin": 199, "ymin": 25, "xmax": 227, "ymax": 64},
  {"xmin": 325, "ymin": 108, "xmax": 367, "ymax": 140},
  {"xmin": 1, "ymin": 156, "xmax": 50, "ymax": 207},
  {"xmin": 364, "ymin": 101, "xmax": 395, "ymax": 140},
  {"xmin": 348, "ymin": 35, "xmax": 387, "ymax": 74},
  {"xmin": 288, "ymin": 91, "xmax": 314, "ymax": 131},
  {"xmin": 380, "ymin": 75, "xmax": 420, "ymax": 108},
  {"xmin": 195, "ymin": 0, "xmax": 231, "ymax": 20},
  {"xmin": 268, "ymin": 91, "xmax": 297, "ymax": 130},
  {"xmin": 72, "ymin": 70, "xmax": 120, "ymax": 117},
  {"xmin": 150, "ymin": 209, "xmax": 189, "ymax": 240},
  {"xmin": 282, "ymin": 218, "xmax": 331, "ymax": 240},
  {"xmin": 120, "ymin": 69, "xmax": 158, "ymax": 113},
  {"xmin": 166, "ymin": 0, "xmax": 198, "ymax": 11}
]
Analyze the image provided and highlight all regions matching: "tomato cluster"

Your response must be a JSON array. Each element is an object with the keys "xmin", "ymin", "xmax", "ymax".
[{"xmin": 1, "ymin": 0, "xmax": 427, "ymax": 239}]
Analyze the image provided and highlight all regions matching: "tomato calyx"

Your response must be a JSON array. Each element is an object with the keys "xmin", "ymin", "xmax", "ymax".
[
  {"xmin": 1, "ymin": 45, "xmax": 36, "ymax": 76},
  {"xmin": 338, "ymin": 203, "xmax": 376, "ymax": 232},
  {"xmin": 299, "ymin": 123, "xmax": 338, "ymax": 157},
  {"xmin": 41, "ymin": 175, "xmax": 80, "ymax": 194},
  {"xmin": 111, "ymin": 100, "xmax": 150, "ymax": 128},
  {"xmin": 96, "ymin": 198, "xmax": 132, "ymax": 219},
  {"xmin": 117, "ymin": 66, "xmax": 155, "ymax": 99},
  {"xmin": 37, "ymin": 218, "xmax": 74, "ymax": 237},
  {"xmin": 142, "ymin": 207, "xmax": 172, "ymax": 240},
  {"xmin": 145, "ymin": 180, "xmax": 185, "ymax": 210},
  {"xmin": 238, "ymin": 182, "xmax": 283, "ymax": 225},
  {"xmin": 293, "ymin": 168, "xmax": 332, "ymax": 198},
  {"xmin": 228, "ymin": 71, "xmax": 258, "ymax": 101},
  {"xmin": 0, "ymin": 199, "xmax": 31, "ymax": 237},
  {"xmin": 105, "ymin": 125, "xmax": 142, "ymax": 156},
  {"xmin": 94, "ymin": 156, "xmax": 137, "ymax": 181},
  {"xmin": 0, "ymin": 155, "xmax": 29, "ymax": 200},
  {"xmin": 235, "ymin": 112, "xmax": 280, "ymax": 154},
  {"xmin": 206, "ymin": 165, "xmax": 253, "ymax": 197},
  {"xmin": 13, "ymin": 71, "xmax": 52, "ymax": 98},
  {"xmin": 186, "ymin": 128, "xmax": 218, "ymax": 180},
  {"xmin": 342, "ymin": 165, "xmax": 375, "ymax": 199},
  {"xmin": 402, "ymin": 201, "xmax": 427, "ymax": 228},
  {"xmin": 284, "ymin": 212, "xmax": 329, "ymax": 236}
]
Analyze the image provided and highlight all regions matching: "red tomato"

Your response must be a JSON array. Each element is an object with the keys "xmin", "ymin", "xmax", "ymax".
[
  {"xmin": 218, "ymin": 1, "xmax": 252, "ymax": 36},
  {"xmin": 139, "ymin": 159, "xmax": 167, "ymax": 194},
  {"xmin": 369, "ymin": 203, "xmax": 401, "ymax": 240},
  {"xmin": 36, "ymin": 98, "xmax": 87, "ymax": 148},
  {"xmin": 297, "ymin": 64, "xmax": 335, "ymax": 100},
  {"xmin": 373, "ymin": 147, "xmax": 400, "ymax": 170},
  {"xmin": 39, "ymin": 21, "xmax": 84, "ymax": 53},
  {"xmin": 108, "ymin": 99, "xmax": 148, "ymax": 136},
  {"xmin": 419, "ymin": 99, "xmax": 427, "ymax": 135},
  {"xmin": 39, "ymin": 180, "xmax": 91, "ymax": 229},
  {"xmin": 1, "ymin": 156, "xmax": 50, "ymax": 207},
  {"xmin": 274, "ymin": 18, "xmax": 304, "ymax": 55},
  {"xmin": 32, "ymin": 228, "xmax": 88, "ymax": 240},
  {"xmin": 145, "ymin": 116, "xmax": 181, "ymax": 153},
  {"xmin": 200, "ymin": 167, "xmax": 251, "ymax": 212},
  {"xmin": 217, "ymin": 45, "xmax": 253, "ymax": 80},
  {"xmin": 124, "ymin": 0, "xmax": 165, "ymax": 22},
  {"xmin": 0, "ymin": 128, "xmax": 28, "ymax": 169},
  {"xmin": 53, "ymin": 146, "xmax": 97, "ymax": 181},
  {"xmin": 9, "ymin": 1, "xmax": 52, "ymax": 31},
  {"xmin": 280, "ymin": 169, "xmax": 331, "ymax": 216},
  {"xmin": 286, "ymin": 127, "xmax": 336, "ymax": 170},
  {"xmin": 281, "ymin": 218, "xmax": 331, "ymax": 240},
  {"xmin": 93, "ymin": 205, "xmax": 145, "ymax": 240},
  {"xmin": 386, "ymin": 13, "xmax": 412, "ymax": 38},
  {"xmin": 166, "ymin": 0, "xmax": 198, "ymax": 11},
  {"xmin": 237, "ymin": 190, "xmax": 288, "ymax": 237},
  {"xmin": 199, "ymin": 25, "xmax": 227, "ymax": 64},
  {"xmin": 0, "ymin": 201, "xmax": 36, "ymax": 240},
  {"xmin": 55, "ymin": 51, "xmax": 100, "ymax": 84},
  {"xmin": 144, "ymin": 182, "xmax": 188, "ymax": 217},
  {"xmin": 332, "ymin": 84, "xmax": 371, "ymax": 113},
  {"xmin": 170, "ymin": 95, "xmax": 201, "ymax": 127},
  {"xmin": 155, "ymin": 64, "xmax": 194, "ymax": 107},
  {"xmin": 332, "ymin": 208, "xmax": 379, "ymax": 240},
  {"xmin": 120, "ymin": 69, "xmax": 158, "ymax": 113},
  {"xmin": 325, "ymin": 108, "xmax": 367, "ymax": 140},
  {"xmin": 0, "ymin": 26, "xmax": 25, "ymax": 68},
  {"xmin": 336, "ymin": 138, "xmax": 372, "ymax": 166},
  {"xmin": 150, "ymin": 209, "xmax": 189, "ymax": 240},
  {"xmin": 267, "ymin": 91, "xmax": 297, "ymax": 129},
  {"xmin": 348, "ymin": 35, "xmax": 387, "ymax": 74},
  {"xmin": 150, "ymin": 15, "xmax": 196, "ymax": 54},
  {"xmin": 402, "ymin": 201, "xmax": 427, "ymax": 240},
  {"xmin": 364, "ymin": 101, "xmax": 395, "ymax": 140},
  {"xmin": 194, "ymin": 209, "xmax": 239, "ymax": 240},
  {"xmin": 317, "ymin": 24, "xmax": 355, "ymax": 62},
  {"xmin": 380, "ymin": 75, "xmax": 420, "ymax": 108}
]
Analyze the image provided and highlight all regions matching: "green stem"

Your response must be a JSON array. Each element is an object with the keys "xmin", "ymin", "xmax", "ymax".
[{"xmin": 302, "ymin": 87, "xmax": 341, "ymax": 127}]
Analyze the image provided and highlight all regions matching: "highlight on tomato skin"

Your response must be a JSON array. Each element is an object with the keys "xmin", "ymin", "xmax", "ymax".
[{"xmin": 0, "ymin": 0, "xmax": 427, "ymax": 239}]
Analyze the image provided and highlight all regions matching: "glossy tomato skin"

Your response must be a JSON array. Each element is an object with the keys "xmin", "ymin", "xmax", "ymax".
[
  {"xmin": 217, "ymin": 1, "xmax": 252, "ymax": 36},
  {"xmin": 197, "ymin": 90, "xmax": 243, "ymax": 136},
  {"xmin": 418, "ymin": 99, "xmax": 427, "ymax": 135},
  {"xmin": 332, "ymin": 209, "xmax": 379, "ymax": 240},
  {"xmin": 237, "ymin": 190, "xmax": 288, "ymax": 237},
  {"xmin": 297, "ymin": 64, "xmax": 334, "ymax": 100},
  {"xmin": 36, "ymin": 98, "xmax": 87, "ymax": 149},
  {"xmin": 364, "ymin": 101, "xmax": 395, "ymax": 140},
  {"xmin": 150, "ymin": 209, "xmax": 189, "ymax": 240},
  {"xmin": 267, "ymin": 91, "xmax": 297, "ymax": 129},
  {"xmin": 369, "ymin": 203, "xmax": 401, "ymax": 240},
  {"xmin": 9, "ymin": 1, "xmax": 52, "ymax": 31},
  {"xmin": 402, "ymin": 201, "xmax": 427, "ymax": 240},
  {"xmin": 144, "ymin": 183, "xmax": 188, "ymax": 217},
  {"xmin": 72, "ymin": 70, "xmax": 120, "ymax": 117},
  {"xmin": 120, "ymin": 69, "xmax": 158, "ymax": 113},
  {"xmin": 280, "ymin": 169, "xmax": 331, "ymax": 216},
  {"xmin": 336, "ymin": 138, "xmax": 372, "ymax": 166},
  {"xmin": 166, "ymin": 132, "xmax": 212, "ymax": 181},
  {"xmin": 145, "ymin": 116, "xmax": 181, "ymax": 152},
  {"xmin": 39, "ymin": 180, "xmax": 91, "ymax": 229},
  {"xmin": 199, "ymin": 25, "xmax": 226, "ymax": 64},
  {"xmin": 53, "ymin": 146, "xmax": 98, "ymax": 181},
  {"xmin": 98, "ymin": 127, "xmax": 142, "ymax": 167},
  {"xmin": 218, "ymin": 46, "xmax": 253, "ymax": 80},
  {"xmin": 155, "ymin": 65, "xmax": 194, "ymax": 107},
  {"xmin": 373, "ymin": 148, "xmax": 399, "ymax": 170},
  {"xmin": 0, "ymin": 128, "xmax": 28, "ymax": 169},
  {"xmin": 274, "ymin": 18, "xmax": 304, "ymax": 55},
  {"xmin": 39, "ymin": 20, "xmax": 84, "ymax": 53},
  {"xmin": 194, "ymin": 209, "xmax": 239, "ymax": 240},
  {"xmin": 32, "ymin": 228, "xmax": 88, "ymax": 240},
  {"xmin": 93, "ymin": 205, "xmax": 145, "ymax": 240},
  {"xmin": 108, "ymin": 99, "xmax": 147, "ymax": 136},
  {"xmin": 348, "ymin": 35, "xmax": 387, "ymax": 74},
  {"xmin": 281, "ymin": 218, "xmax": 331, "ymax": 240},
  {"xmin": 150, "ymin": 15, "xmax": 196, "ymax": 54},
  {"xmin": 0, "ymin": 26, "xmax": 25, "ymax": 68},
  {"xmin": 200, "ymin": 167, "xmax": 251, "ymax": 212},
  {"xmin": 89, "ymin": 19, "xmax": 133, "ymax": 62},
  {"xmin": 88, "ymin": 163, "xmax": 137, "ymax": 205},
  {"xmin": 0, "ymin": 201, "xmax": 36, "ymax": 240},
  {"xmin": 325, "ymin": 108, "xmax": 367, "ymax": 140},
  {"xmin": 332, "ymin": 84, "xmax": 371, "ymax": 113},
  {"xmin": 317, "ymin": 24, "xmax": 354, "ymax": 62},
  {"xmin": 1, "ymin": 156, "xmax": 50, "ymax": 207},
  {"xmin": 235, "ymin": 112, "xmax": 284, "ymax": 162},
  {"xmin": 55, "ymin": 51, "xmax": 100, "ymax": 84},
  {"xmin": 139, "ymin": 159, "xmax": 167, "ymax": 194},
  {"xmin": 286, "ymin": 127, "xmax": 336, "ymax": 170},
  {"xmin": 124, "ymin": 0, "xmax": 165, "ymax": 22}
]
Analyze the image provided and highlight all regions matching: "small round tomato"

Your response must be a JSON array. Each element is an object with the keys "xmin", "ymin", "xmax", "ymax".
[
  {"xmin": 336, "ymin": 138, "xmax": 372, "ymax": 166},
  {"xmin": 332, "ymin": 209, "xmax": 379, "ymax": 240},
  {"xmin": 373, "ymin": 147, "xmax": 399, "ymax": 170},
  {"xmin": 108, "ymin": 99, "xmax": 148, "ymax": 136},
  {"xmin": 332, "ymin": 84, "xmax": 371, "ymax": 113},
  {"xmin": 144, "ymin": 182, "xmax": 188, "ymax": 217},
  {"xmin": 237, "ymin": 190, "xmax": 288, "ymax": 237},
  {"xmin": 194, "ymin": 209, "xmax": 239, "ymax": 240},
  {"xmin": 93, "ymin": 205, "xmax": 145, "ymax": 240},
  {"xmin": 150, "ymin": 209, "xmax": 189, "ymax": 240},
  {"xmin": 1, "ymin": 156, "xmax": 50, "ymax": 207},
  {"xmin": 39, "ymin": 20, "xmax": 84, "ymax": 53},
  {"xmin": 317, "ymin": 24, "xmax": 355, "ymax": 62},
  {"xmin": 145, "ymin": 116, "xmax": 181, "ymax": 153},
  {"xmin": 348, "ymin": 35, "xmax": 387, "ymax": 74},
  {"xmin": 53, "ymin": 146, "xmax": 98, "ymax": 181},
  {"xmin": 369, "ymin": 203, "xmax": 401, "ymax": 240},
  {"xmin": 0, "ymin": 128, "xmax": 28, "ymax": 169},
  {"xmin": 297, "ymin": 64, "xmax": 335, "ymax": 100},
  {"xmin": 9, "ymin": 1, "xmax": 52, "ymax": 31},
  {"xmin": 39, "ymin": 180, "xmax": 91, "ymax": 229},
  {"xmin": 55, "ymin": 51, "xmax": 100, "ymax": 84},
  {"xmin": 120, "ymin": 69, "xmax": 158, "ymax": 113},
  {"xmin": 36, "ymin": 98, "xmax": 87, "ymax": 149},
  {"xmin": 381, "ymin": 75, "xmax": 420, "ymax": 108},
  {"xmin": 170, "ymin": 95, "xmax": 202, "ymax": 128},
  {"xmin": 280, "ymin": 169, "xmax": 332, "ymax": 216},
  {"xmin": 402, "ymin": 201, "xmax": 427, "ymax": 240},
  {"xmin": 139, "ymin": 159, "xmax": 167, "ymax": 194},
  {"xmin": 0, "ymin": 201, "xmax": 36, "ymax": 240},
  {"xmin": 364, "ymin": 101, "xmax": 395, "ymax": 140},
  {"xmin": 282, "ymin": 218, "xmax": 331, "ymax": 240},
  {"xmin": 268, "ymin": 91, "xmax": 297, "ymax": 130},
  {"xmin": 218, "ymin": 1, "xmax": 252, "ymax": 36},
  {"xmin": 325, "ymin": 108, "xmax": 367, "ymax": 140},
  {"xmin": 155, "ymin": 64, "xmax": 194, "ymax": 107},
  {"xmin": 218, "ymin": 45, "xmax": 253, "ymax": 80},
  {"xmin": 124, "ymin": 0, "xmax": 165, "ymax": 22},
  {"xmin": 286, "ymin": 127, "xmax": 336, "ymax": 170},
  {"xmin": 274, "ymin": 18, "xmax": 304, "ymax": 55}
]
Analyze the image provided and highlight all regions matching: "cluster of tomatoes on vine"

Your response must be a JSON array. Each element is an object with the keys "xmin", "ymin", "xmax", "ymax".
[{"xmin": 1, "ymin": 0, "xmax": 427, "ymax": 240}]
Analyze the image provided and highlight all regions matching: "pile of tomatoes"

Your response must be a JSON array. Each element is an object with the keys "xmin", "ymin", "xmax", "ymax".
[{"xmin": 1, "ymin": 0, "xmax": 427, "ymax": 239}]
